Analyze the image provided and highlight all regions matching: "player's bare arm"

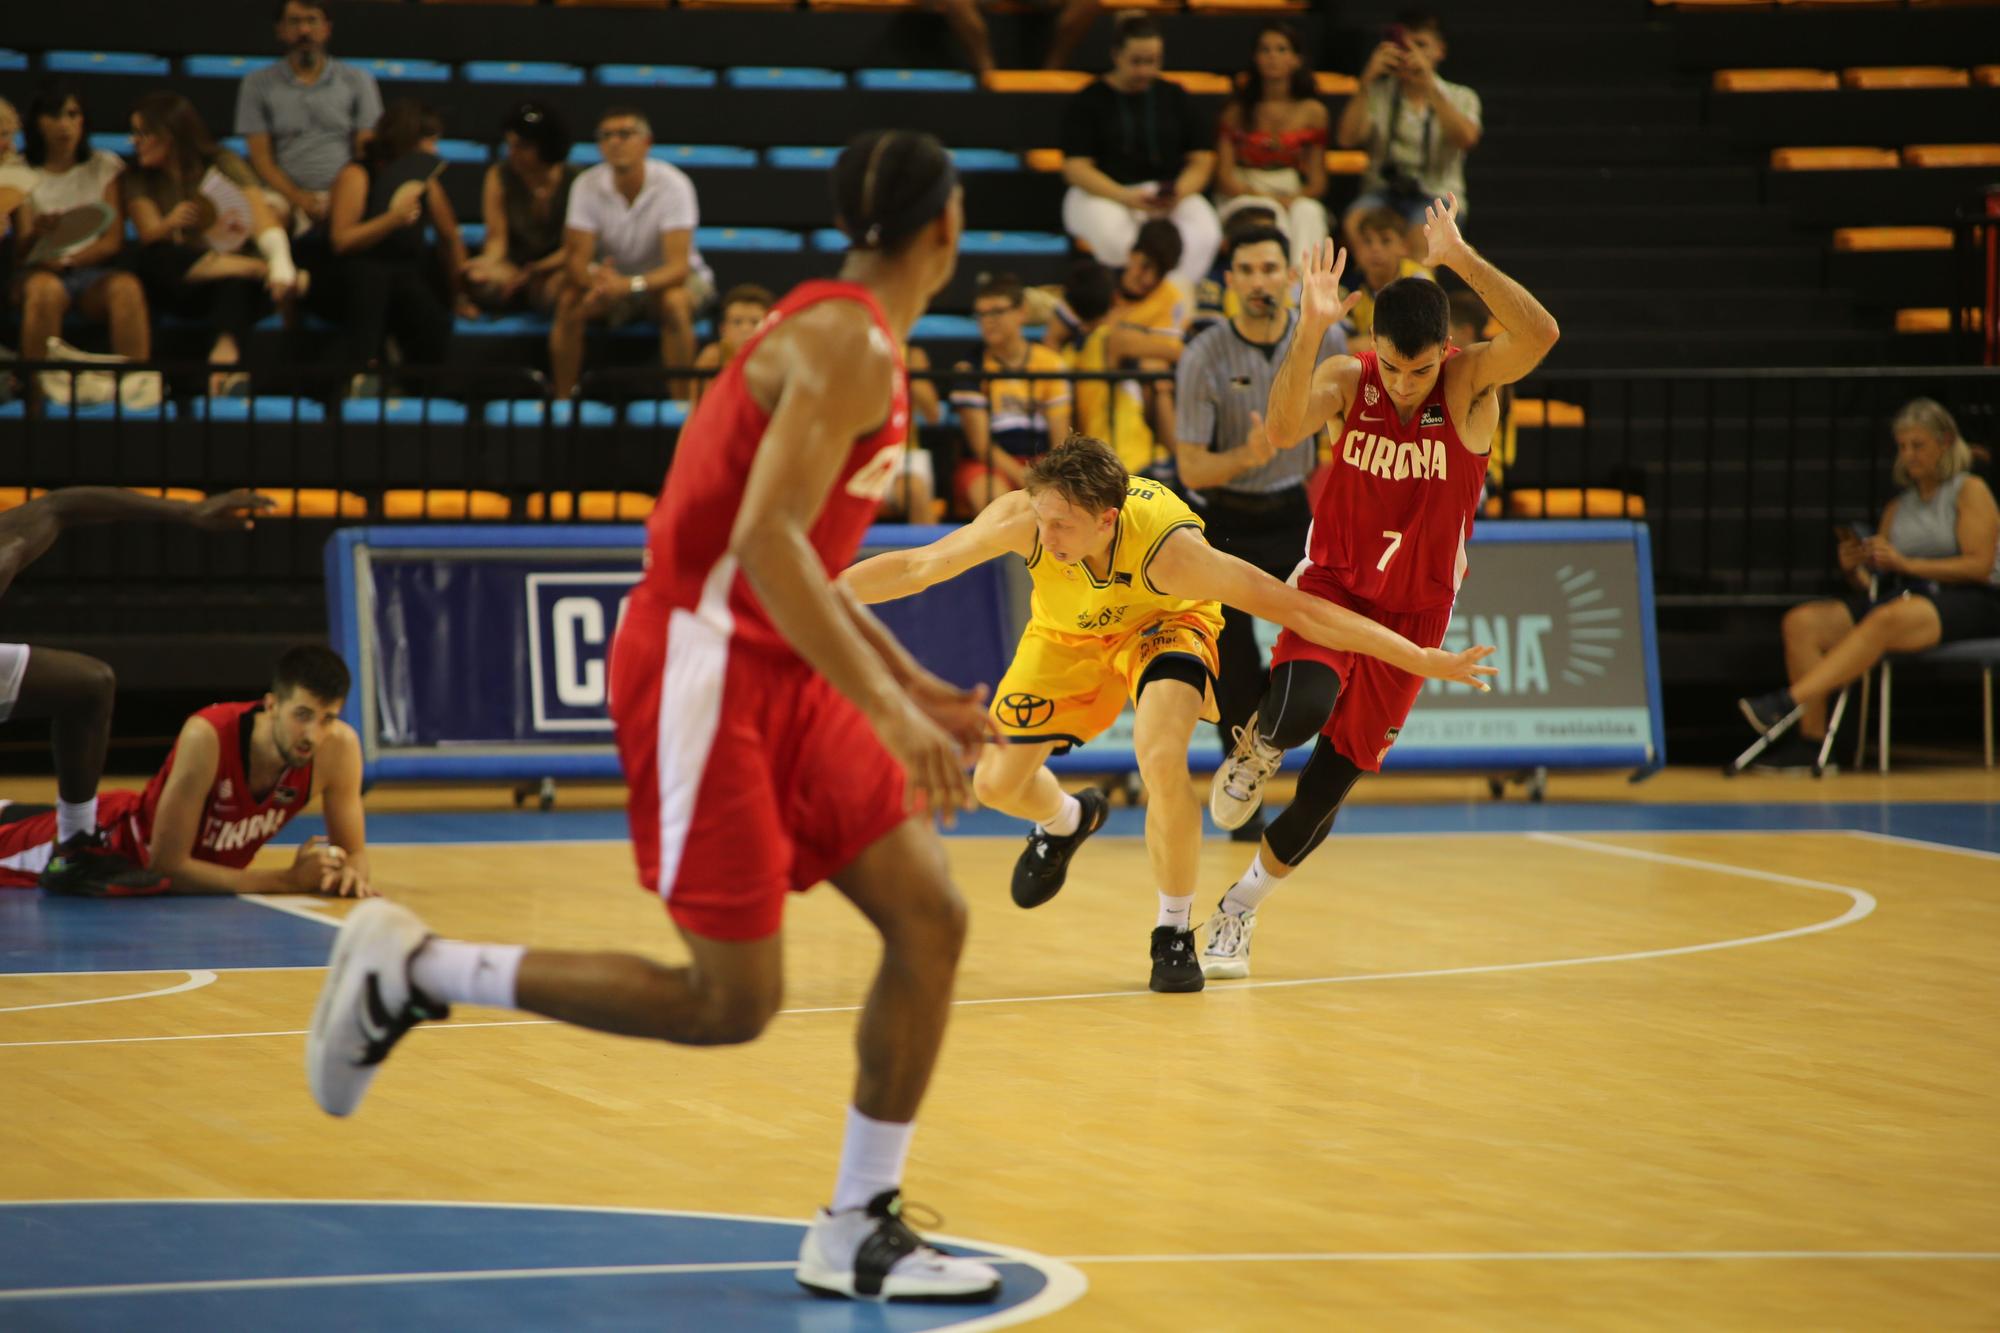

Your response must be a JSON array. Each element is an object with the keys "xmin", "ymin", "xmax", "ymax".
[
  {"xmin": 732, "ymin": 301, "xmax": 978, "ymax": 816},
  {"xmin": 1146, "ymin": 528, "xmax": 1497, "ymax": 689},
  {"xmin": 1422, "ymin": 194, "xmax": 1560, "ymax": 415},
  {"xmin": 841, "ymin": 489, "xmax": 1038, "ymax": 604},
  {"xmin": 313, "ymin": 721, "xmax": 376, "ymax": 898},
  {"xmin": 834, "ymin": 584, "xmax": 998, "ymax": 757},
  {"xmin": 143, "ymin": 717, "xmax": 338, "ymax": 895},
  {"xmin": 1264, "ymin": 239, "xmax": 1365, "ymax": 448},
  {"xmin": 0, "ymin": 487, "xmax": 270, "ymax": 600}
]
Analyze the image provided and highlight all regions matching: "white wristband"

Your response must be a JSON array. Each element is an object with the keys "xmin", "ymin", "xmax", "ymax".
[{"xmin": 256, "ymin": 227, "xmax": 297, "ymax": 289}]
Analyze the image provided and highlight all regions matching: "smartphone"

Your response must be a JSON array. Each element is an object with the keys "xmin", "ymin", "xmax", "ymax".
[
  {"xmin": 1385, "ymin": 23, "xmax": 1410, "ymax": 49},
  {"xmin": 1835, "ymin": 520, "xmax": 1874, "ymax": 544}
]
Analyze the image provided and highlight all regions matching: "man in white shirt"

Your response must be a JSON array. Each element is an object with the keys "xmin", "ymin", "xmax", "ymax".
[{"xmin": 553, "ymin": 107, "xmax": 715, "ymax": 399}]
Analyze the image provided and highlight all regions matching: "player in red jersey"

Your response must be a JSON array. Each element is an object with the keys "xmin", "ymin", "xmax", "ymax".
[
  {"xmin": 307, "ymin": 131, "xmax": 1006, "ymax": 1304},
  {"xmin": 0, "ymin": 645, "xmax": 373, "ymax": 897},
  {"xmin": 1200, "ymin": 194, "xmax": 1559, "ymax": 979}
]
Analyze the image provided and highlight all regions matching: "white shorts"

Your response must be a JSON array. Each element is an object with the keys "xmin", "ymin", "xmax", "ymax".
[{"xmin": 0, "ymin": 644, "xmax": 28, "ymax": 723}]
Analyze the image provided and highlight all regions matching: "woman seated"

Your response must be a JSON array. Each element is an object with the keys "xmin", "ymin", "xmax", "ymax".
[
  {"xmin": 1740, "ymin": 398, "xmax": 2000, "ymax": 768},
  {"xmin": 462, "ymin": 101, "xmax": 575, "ymax": 315},
  {"xmin": 1214, "ymin": 23, "xmax": 1329, "ymax": 263},
  {"xmin": 125, "ymin": 92, "xmax": 304, "ymax": 396}
]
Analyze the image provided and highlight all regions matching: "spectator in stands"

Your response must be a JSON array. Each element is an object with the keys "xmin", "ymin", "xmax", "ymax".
[
  {"xmin": 463, "ymin": 101, "xmax": 576, "ymax": 316},
  {"xmin": 1341, "ymin": 204, "xmax": 1433, "ymax": 352},
  {"xmin": 926, "ymin": 1, "xmax": 1105, "ymax": 78},
  {"xmin": 126, "ymin": 92, "xmax": 305, "ymax": 397},
  {"xmin": 1058, "ymin": 12, "xmax": 1221, "ymax": 293},
  {"xmin": 553, "ymin": 107, "xmax": 713, "ymax": 401},
  {"xmin": 1214, "ymin": 23, "xmax": 1329, "ymax": 263},
  {"xmin": 951, "ymin": 272, "xmax": 1073, "ymax": 515},
  {"xmin": 1740, "ymin": 399, "xmax": 2000, "ymax": 769},
  {"xmin": 328, "ymin": 99, "xmax": 465, "ymax": 386},
  {"xmin": 9, "ymin": 85, "xmax": 150, "ymax": 372},
  {"xmin": 0, "ymin": 99, "xmax": 31, "ymax": 238},
  {"xmin": 1057, "ymin": 258, "xmax": 1164, "ymax": 478},
  {"xmin": 1448, "ymin": 290, "xmax": 1511, "ymax": 498},
  {"xmin": 236, "ymin": 0, "xmax": 382, "ymax": 236},
  {"xmin": 1336, "ymin": 9, "xmax": 1481, "ymax": 256},
  {"xmin": 877, "ymin": 341, "xmax": 943, "ymax": 522},
  {"xmin": 689, "ymin": 282, "xmax": 772, "ymax": 410}
]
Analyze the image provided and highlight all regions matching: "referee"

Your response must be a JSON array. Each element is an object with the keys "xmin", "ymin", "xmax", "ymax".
[{"xmin": 1172, "ymin": 224, "xmax": 1347, "ymax": 838}]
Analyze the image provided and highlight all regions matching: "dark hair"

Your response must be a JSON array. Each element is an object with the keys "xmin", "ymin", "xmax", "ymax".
[
  {"xmin": 1063, "ymin": 259, "xmax": 1115, "ymax": 324},
  {"xmin": 502, "ymin": 100, "xmax": 568, "ymax": 167},
  {"xmin": 362, "ymin": 98, "xmax": 434, "ymax": 169},
  {"xmin": 1231, "ymin": 22, "xmax": 1316, "ymax": 123},
  {"xmin": 830, "ymin": 129, "xmax": 957, "ymax": 253},
  {"xmin": 720, "ymin": 282, "xmax": 774, "ymax": 311},
  {"xmin": 1447, "ymin": 290, "xmax": 1490, "ymax": 340},
  {"xmin": 1131, "ymin": 218, "xmax": 1183, "ymax": 278},
  {"xmin": 1226, "ymin": 223, "xmax": 1291, "ymax": 266},
  {"xmin": 1374, "ymin": 276, "xmax": 1449, "ymax": 357},
  {"xmin": 1395, "ymin": 8, "xmax": 1443, "ymax": 38},
  {"xmin": 22, "ymin": 83, "xmax": 91, "ymax": 169},
  {"xmin": 131, "ymin": 92, "xmax": 220, "ymax": 184},
  {"xmin": 1026, "ymin": 433, "xmax": 1129, "ymax": 514},
  {"xmin": 1353, "ymin": 207, "xmax": 1407, "ymax": 242},
  {"xmin": 975, "ymin": 272, "xmax": 1025, "ymax": 306},
  {"xmin": 1111, "ymin": 12, "xmax": 1162, "ymax": 51},
  {"xmin": 597, "ymin": 105, "xmax": 651, "ymax": 135},
  {"xmin": 272, "ymin": 645, "xmax": 351, "ymax": 703},
  {"xmin": 274, "ymin": 0, "xmax": 330, "ymax": 19}
]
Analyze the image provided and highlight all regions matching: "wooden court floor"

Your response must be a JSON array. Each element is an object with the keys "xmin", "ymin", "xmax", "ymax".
[{"xmin": 2, "ymin": 771, "xmax": 1997, "ymax": 1329}]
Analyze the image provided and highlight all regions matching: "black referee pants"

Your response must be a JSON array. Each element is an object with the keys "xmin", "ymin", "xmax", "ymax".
[{"xmin": 1197, "ymin": 486, "xmax": 1314, "ymax": 752}]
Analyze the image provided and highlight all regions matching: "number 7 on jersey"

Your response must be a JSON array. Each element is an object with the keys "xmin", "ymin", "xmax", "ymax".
[{"xmin": 1377, "ymin": 529, "xmax": 1404, "ymax": 572}]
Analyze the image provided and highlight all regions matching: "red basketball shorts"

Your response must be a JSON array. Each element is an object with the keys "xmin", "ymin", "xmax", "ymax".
[{"xmin": 0, "ymin": 789, "xmax": 148, "ymax": 888}]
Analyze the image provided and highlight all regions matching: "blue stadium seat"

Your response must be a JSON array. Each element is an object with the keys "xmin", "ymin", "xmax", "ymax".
[
  {"xmin": 459, "ymin": 223, "xmax": 487, "ymax": 248},
  {"xmin": 913, "ymin": 314, "xmax": 980, "ymax": 340},
  {"xmin": 187, "ymin": 397, "xmax": 329, "ymax": 424},
  {"xmin": 220, "ymin": 136, "xmax": 248, "ymax": 156},
  {"xmin": 182, "ymin": 55, "xmax": 267, "ymax": 80},
  {"xmin": 811, "ymin": 227, "xmax": 851, "ymax": 253},
  {"xmin": 626, "ymin": 401, "xmax": 690, "ymax": 428},
  {"xmin": 766, "ymin": 146, "xmax": 840, "ymax": 170},
  {"xmin": 0, "ymin": 402, "xmax": 23, "ymax": 420},
  {"xmin": 855, "ymin": 69, "xmax": 976, "ymax": 93},
  {"xmin": 565, "ymin": 144, "xmax": 757, "ymax": 169},
  {"xmin": 340, "ymin": 399, "xmax": 471, "ymax": 426},
  {"xmin": 960, "ymin": 231, "xmax": 1069, "ymax": 255},
  {"xmin": 596, "ymin": 65, "xmax": 716, "ymax": 89},
  {"xmin": 86, "ymin": 134, "xmax": 130, "ymax": 158},
  {"xmin": 952, "ymin": 148, "xmax": 1023, "ymax": 172},
  {"xmin": 456, "ymin": 314, "xmax": 549, "ymax": 337},
  {"xmin": 484, "ymin": 400, "xmax": 619, "ymax": 428},
  {"xmin": 26, "ymin": 401, "xmax": 169, "ymax": 421},
  {"xmin": 45, "ymin": 51, "xmax": 170, "ymax": 77},
  {"xmin": 353, "ymin": 57, "xmax": 453, "ymax": 84},
  {"xmin": 435, "ymin": 139, "xmax": 490, "ymax": 165},
  {"xmin": 0, "ymin": 51, "xmax": 26, "ymax": 74},
  {"xmin": 463, "ymin": 61, "xmax": 585, "ymax": 87},
  {"xmin": 724, "ymin": 68, "xmax": 845, "ymax": 91},
  {"xmin": 696, "ymin": 227, "xmax": 803, "ymax": 252}
]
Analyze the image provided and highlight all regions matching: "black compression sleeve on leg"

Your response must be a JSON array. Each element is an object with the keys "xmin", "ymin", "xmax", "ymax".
[
  {"xmin": 1264, "ymin": 737, "xmax": 1366, "ymax": 867},
  {"xmin": 1256, "ymin": 659, "xmax": 1341, "ymax": 752}
]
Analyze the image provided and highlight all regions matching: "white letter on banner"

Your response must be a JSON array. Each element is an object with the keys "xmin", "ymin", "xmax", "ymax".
[
  {"xmin": 1516, "ymin": 615, "xmax": 1553, "ymax": 695},
  {"xmin": 553, "ymin": 597, "xmax": 607, "ymax": 707}
]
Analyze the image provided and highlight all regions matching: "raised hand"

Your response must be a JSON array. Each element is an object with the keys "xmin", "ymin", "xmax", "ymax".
[
  {"xmin": 1298, "ymin": 238, "xmax": 1363, "ymax": 329},
  {"xmin": 1421, "ymin": 193, "xmax": 1468, "ymax": 269},
  {"xmin": 1418, "ymin": 642, "xmax": 1499, "ymax": 692},
  {"xmin": 190, "ymin": 488, "xmax": 276, "ymax": 532}
]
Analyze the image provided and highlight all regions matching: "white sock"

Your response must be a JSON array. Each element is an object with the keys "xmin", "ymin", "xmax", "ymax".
[
  {"xmin": 409, "ymin": 939, "xmax": 524, "ymax": 1009},
  {"xmin": 1221, "ymin": 850, "xmax": 1280, "ymax": 916},
  {"xmin": 831, "ymin": 1106, "xmax": 914, "ymax": 1214},
  {"xmin": 56, "ymin": 797, "xmax": 97, "ymax": 844},
  {"xmin": 1157, "ymin": 892, "xmax": 1194, "ymax": 930},
  {"xmin": 1038, "ymin": 792, "xmax": 1081, "ymax": 838}
]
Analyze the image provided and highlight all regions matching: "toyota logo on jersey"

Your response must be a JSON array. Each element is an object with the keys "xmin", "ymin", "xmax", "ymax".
[{"xmin": 998, "ymin": 692, "xmax": 1055, "ymax": 729}]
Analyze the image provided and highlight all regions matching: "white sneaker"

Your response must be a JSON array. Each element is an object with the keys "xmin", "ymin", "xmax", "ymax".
[
  {"xmin": 1210, "ymin": 713, "xmax": 1283, "ymax": 832},
  {"xmin": 306, "ymin": 899, "xmax": 448, "ymax": 1117},
  {"xmin": 1201, "ymin": 905, "xmax": 1257, "ymax": 980},
  {"xmin": 795, "ymin": 1190, "xmax": 1002, "ymax": 1303}
]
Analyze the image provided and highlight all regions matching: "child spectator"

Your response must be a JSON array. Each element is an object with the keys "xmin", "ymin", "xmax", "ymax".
[
  {"xmin": 950, "ymin": 273, "xmax": 1072, "ymax": 515},
  {"xmin": 1342, "ymin": 205, "xmax": 1434, "ymax": 352},
  {"xmin": 689, "ymin": 283, "xmax": 772, "ymax": 410}
]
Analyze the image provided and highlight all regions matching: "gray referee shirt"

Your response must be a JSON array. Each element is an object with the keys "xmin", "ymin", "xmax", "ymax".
[{"xmin": 1176, "ymin": 311, "xmax": 1348, "ymax": 496}]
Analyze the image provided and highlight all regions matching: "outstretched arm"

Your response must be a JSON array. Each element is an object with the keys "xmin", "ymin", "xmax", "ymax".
[
  {"xmin": 313, "ymin": 722, "xmax": 376, "ymax": 898},
  {"xmin": 1264, "ymin": 238, "xmax": 1362, "ymax": 450},
  {"xmin": 1421, "ymin": 195, "xmax": 1559, "ymax": 396},
  {"xmin": 0, "ymin": 487, "xmax": 268, "ymax": 599},
  {"xmin": 841, "ymin": 488, "xmax": 1038, "ymax": 604},
  {"xmin": 1146, "ymin": 529, "xmax": 1496, "ymax": 687}
]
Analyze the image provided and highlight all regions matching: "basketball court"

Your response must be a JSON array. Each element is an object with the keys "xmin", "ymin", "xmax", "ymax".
[{"xmin": 3, "ymin": 769, "xmax": 1995, "ymax": 1329}]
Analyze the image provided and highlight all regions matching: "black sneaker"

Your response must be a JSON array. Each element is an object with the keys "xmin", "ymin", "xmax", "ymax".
[
  {"xmin": 1149, "ymin": 925, "xmax": 1205, "ymax": 993},
  {"xmin": 1738, "ymin": 688, "xmax": 1801, "ymax": 737},
  {"xmin": 1010, "ymin": 787, "xmax": 1109, "ymax": 909},
  {"xmin": 1749, "ymin": 734, "xmax": 1826, "ymax": 774},
  {"xmin": 39, "ymin": 833, "xmax": 171, "ymax": 897}
]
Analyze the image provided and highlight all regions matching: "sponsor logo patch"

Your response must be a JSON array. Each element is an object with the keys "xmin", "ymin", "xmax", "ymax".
[
  {"xmin": 1420, "ymin": 404, "xmax": 1445, "ymax": 428},
  {"xmin": 998, "ymin": 693, "xmax": 1056, "ymax": 729}
]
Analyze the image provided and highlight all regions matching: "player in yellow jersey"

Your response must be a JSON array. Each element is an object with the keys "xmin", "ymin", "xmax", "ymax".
[{"xmin": 843, "ymin": 434, "xmax": 1494, "ymax": 992}]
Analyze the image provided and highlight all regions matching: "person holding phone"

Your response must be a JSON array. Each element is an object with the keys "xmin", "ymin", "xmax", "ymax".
[
  {"xmin": 1739, "ymin": 398, "xmax": 2000, "ymax": 768},
  {"xmin": 1336, "ymin": 9, "xmax": 1482, "ymax": 258}
]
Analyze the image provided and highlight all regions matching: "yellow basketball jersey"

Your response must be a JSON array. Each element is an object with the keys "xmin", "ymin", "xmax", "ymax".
[{"xmin": 1025, "ymin": 479, "xmax": 1225, "ymax": 640}]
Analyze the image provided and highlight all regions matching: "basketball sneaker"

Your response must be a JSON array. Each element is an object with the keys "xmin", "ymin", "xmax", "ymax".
[
  {"xmin": 38, "ymin": 833, "xmax": 170, "ymax": 897},
  {"xmin": 1200, "ymin": 904, "xmax": 1257, "ymax": 980},
  {"xmin": 306, "ymin": 899, "xmax": 449, "ymax": 1117},
  {"xmin": 1738, "ymin": 688, "xmax": 1801, "ymax": 738},
  {"xmin": 795, "ymin": 1189, "xmax": 1002, "ymax": 1303},
  {"xmin": 1210, "ymin": 714, "xmax": 1283, "ymax": 832},
  {"xmin": 1010, "ymin": 787, "xmax": 1109, "ymax": 909},
  {"xmin": 1149, "ymin": 925, "xmax": 1205, "ymax": 993}
]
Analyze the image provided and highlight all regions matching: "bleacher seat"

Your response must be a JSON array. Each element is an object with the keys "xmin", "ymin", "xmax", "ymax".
[
  {"xmin": 1311, "ymin": 72, "xmax": 1359, "ymax": 96},
  {"xmin": 464, "ymin": 61, "xmax": 586, "ymax": 86},
  {"xmin": 958, "ymin": 231, "xmax": 1069, "ymax": 255},
  {"xmin": 1162, "ymin": 71, "xmax": 1231, "ymax": 94},
  {"xmin": 1324, "ymin": 150, "xmax": 1369, "ymax": 174},
  {"xmin": 0, "ymin": 51, "xmax": 26, "ymax": 73},
  {"xmin": 526, "ymin": 492, "xmax": 657, "ymax": 520},
  {"xmin": 354, "ymin": 57, "xmax": 454, "ymax": 83},
  {"xmin": 1832, "ymin": 226, "xmax": 1954, "ymax": 250},
  {"xmin": 456, "ymin": 313, "xmax": 548, "ymax": 337},
  {"xmin": 0, "ymin": 487, "xmax": 49, "ymax": 511},
  {"xmin": 596, "ymin": 65, "xmax": 716, "ymax": 88},
  {"xmin": 1903, "ymin": 143, "xmax": 2000, "ymax": 167},
  {"xmin": 1841, "ymin": 67, "xmax": 1970, "ymax": 89},
  {"xmin": 1769, "ymin": 146, "xmax": 1899, "ymax": 169},
  {"xmin": 696, "ymin": 227, "xmax": 804, "ymax": 252},
  {"xmin": 1712, "ymin": 68, "xmax": 1839, "ymax": 91},
  {"xmin": 725, "ymin": 67, "xmax": 846, "ymax": 90},
  {"xmin": 1512, "ymin": 399, "xmax": 1586, "ymax": 428},
  {"xmin": 855, "ymin": 69, "xmax": 975, "ymax": 92},
  {"xmin": 255, "ymin": 488, "xmax": 368, "ymax": 519},
  {"xmin": 766, "ymin": 146, "xmax": 841, "ymax": 170},
  {"xmin": 1893, "ymin": 307, "xmax": 1983, "ymax": 332},
  {"xmin": 45, "ymin": 51, "xmax": 170, "ymax": 76},
  {"xmin": 1504, "ymin": 489, "xmax": 1646, "ymax": 519},
  {"xmin": 435, "ymin": 140, "xmax": 490, "ymax": 165},
  {"xmin": 125, "ymin": 487, "xmax": 208, "ymax": 504},
  {"xmin": 339, "ymin": 399, "xmax": 472, "ymax": 426},
  {"xmin": 914, "ymin": 314, "xmax": 980, "ymax": 340},
  {"xmin": 483, "ymin": 400, "xmax": 619, "ymax": 427},
  {"xmin": 984, "ymin": 71, "xmax": 1090, "ymax": 94},
  {"xmin": 87, "ymin": 134, "xmax": 130, "ymax": 158},
  {"xmin": 183, "ymin": 55, "xmax": 267, "ymax": 80},
  {"xmin": 382, "ymin": 491, "xmax": 513, "ymax": 520},
  {"xmin": 1188, "ymin": 0, "xmax": 1308, "ymax": 10},
  {"xmin": 567, "ymin": 144, "xmax": 757, "ymax": 168},
  {"xmin": 187, "ymin": 397, "xmax": 328, "ymax": 424},
  {"xmin": 624, "ymin": 401, "xmax": 690, "ymax": 427},
  {"xmin": 952, "ymin": 148, "xmax": 1023, "ymax": 172}
]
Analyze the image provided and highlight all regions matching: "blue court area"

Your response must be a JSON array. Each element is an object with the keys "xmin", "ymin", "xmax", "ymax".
[
  {"xmin": 0, "ymin": 1201, "xmax": 1064, "ymax": 1331},
  {"xmin": 0, "ymin": 893, "xmax": 335, "ymax": 975}
]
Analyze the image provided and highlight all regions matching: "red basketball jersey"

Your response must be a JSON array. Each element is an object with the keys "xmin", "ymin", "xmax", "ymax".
[
  {"xmin": 137, "ymin": 701, "xmax": 315, "ymax": 869},
  {"xmin": 631, "ymin": 279, "xmax": 911, "ymax": 655},
  {"xmin": 1307, "ymin": 348, "xmax": 1486, "ymax": 612}
]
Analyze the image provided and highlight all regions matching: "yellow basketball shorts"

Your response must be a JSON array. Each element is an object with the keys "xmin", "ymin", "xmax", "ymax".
[{"xmin": 990, "ymin": 613, "xmax": 1220, "ymax": 751}]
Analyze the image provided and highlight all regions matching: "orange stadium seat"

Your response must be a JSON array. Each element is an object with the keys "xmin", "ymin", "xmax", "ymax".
[
  {"xmin": 1313, "ymin": 71, "xmax": 1359, "ymax": 97},
  {"xmin": 1162, "ymin": 71, "xmax": 1231, "ymax": 95},
  {"xmin": 1769, "ymin": 146, "xmax": 1899, "ymax": 169},
  {"xmin": 1505, "ymin": 489, "xmax": 1646, "ymax": 519},
  {"xmin": 1895, "ymin": 308, "xmax": 1984, "ymax": 333},
  {"xmin": 1978, "ymin": 67, "xmax": 2000, "ymax": 87},
  {"xmin": 984, "ymin": 70, "xmax": 1091, "ymax": 93},
  {"xmin": 1323, "ymin": 149, "xmax": 1369, "ymax": 174},
  {"xmin": 525, "ymin": 492, "xmax": 657, "ymax": 521},
  {"xmin": 678, "ymin": 0, "xmax": 798, "ymax": 9},
  {"xmin": 554, "ymin": 0, "xmax": 668, "ymax": 7},
  {"xmin": 1841, "ymin": 67, "xmax": 1970, "ymax": 89},
  {"xmin": 1832, "ymin": 226, "xmax": 1954, "ymax": 251},
  {"xmin": 1188, "ymin": 0, "xmax": 1308, "ymax": 11},
  {"xmin": 382, "ymin": 491, "xmax": 514, "ymax": 520},
  {"xmin": 0, "ymin": 488, "xmax": 49, "ymax": 512},
  {"xmin": 806, "ymin": 0, "xmax": 918, "ymax": 9},
  {"xmin": 1649, "ymin": 0, "xmax": 1778, "ymax": 9},
  {"xmin": 254, "ymin": 489, "xmax": 368, "ymax": 520},
  {"xmin": 124, "ymin": 487, "xmax": 207, "ymax": 504},
  {"xmin": 1025, "ymin": 148, "xmax": 1065, "ymax": 172},
  {"xmin": 1904, "ymin": 143, "xmax": 2000, "ymax": 167},
  {"xmin": 1712, "ymin": 68, "xmax": 1839, "ymax": 92},
  {"xmin": 1512, "ymin": 399, "xmax": 1586, "ymax": 429}
]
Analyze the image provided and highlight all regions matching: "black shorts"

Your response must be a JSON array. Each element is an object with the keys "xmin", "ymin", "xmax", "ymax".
[{"xmin": 1846, "ymin": 584, "xmax": 2000, "ymax": 645}]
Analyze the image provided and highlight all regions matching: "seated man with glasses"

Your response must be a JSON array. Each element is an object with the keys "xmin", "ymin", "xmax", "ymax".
[
  {"xmin": 551, "ymin": 107, "xmax": 714, "ymax": 399},
  {"xmin": 949, "ymin": 273, "xmax": 1072, "ymax": 516}
]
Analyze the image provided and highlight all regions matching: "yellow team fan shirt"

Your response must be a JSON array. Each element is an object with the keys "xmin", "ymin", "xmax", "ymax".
[{"xmin": 992, "ymin": 478, "xmax": 1227, "ymax": 749}]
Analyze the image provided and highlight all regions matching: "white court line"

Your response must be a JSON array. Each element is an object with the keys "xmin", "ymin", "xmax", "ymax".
[
  {"xmin": 1843, "ymin": 828, "xmax": 2000, "ymax": 863},
  {"xmin": 241, "ymin": 896, "xmax": 341, "ymax": 925},
  {"xmin": 0, "ymin": 1017, "xmax": 550, "ymax": 1050},
  {"xmin": 1056, "ymin": 1250, "xmax": 2000, "ymax": 1265},
  {"xmin": 0, "ymin": 970, "xmax": 216, "ymax": 1014}
]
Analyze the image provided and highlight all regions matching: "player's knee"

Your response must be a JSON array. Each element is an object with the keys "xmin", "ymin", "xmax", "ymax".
[
  {"xmin": 76, "ymin": 655, "xmax": 116, "ymax": 708},
  {"xmin": 971, "ymin": 752, "xmax": 1023, "ymax": 807},
  {"xmin": 900, "ymin": 875, "xmax": 969, "ymax": 960},
  {"xmin": 696, "ymin": 976, "xmax": 781, "ymax": 1045}
]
